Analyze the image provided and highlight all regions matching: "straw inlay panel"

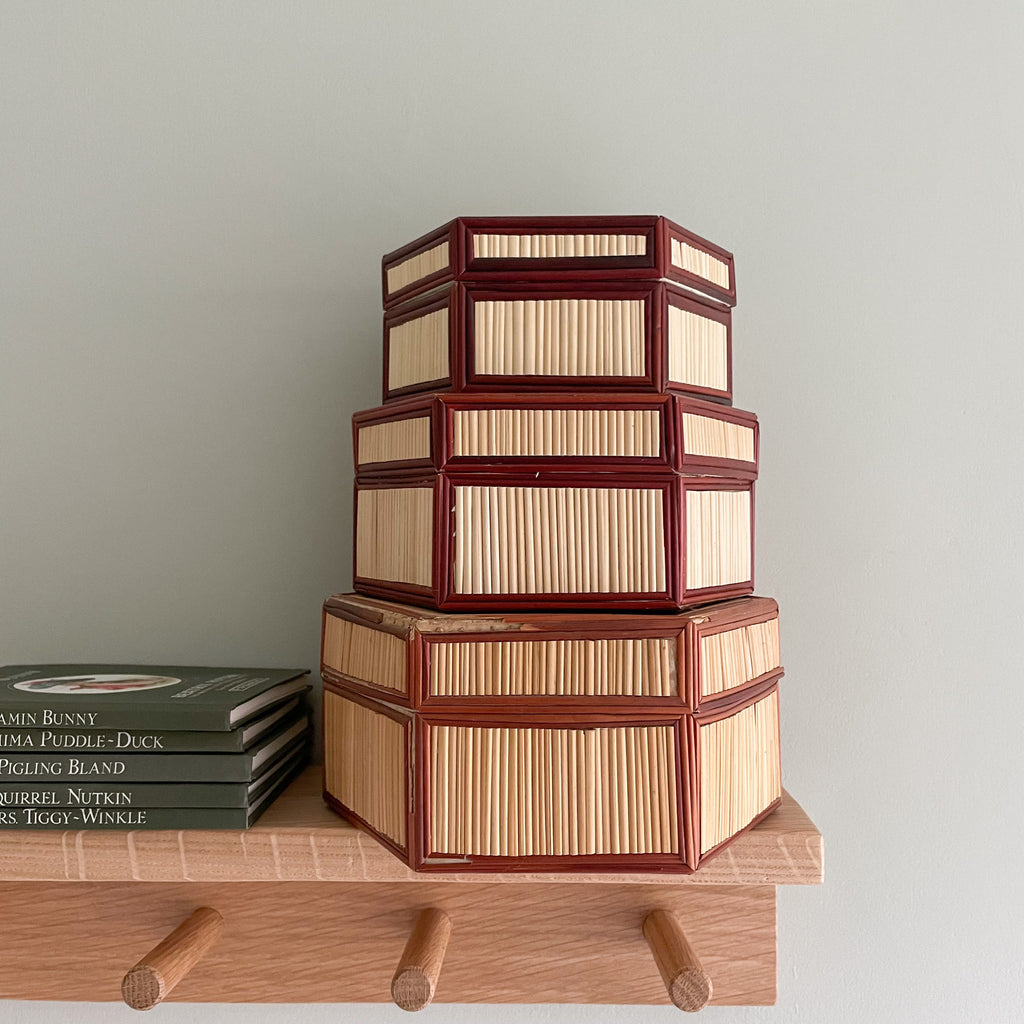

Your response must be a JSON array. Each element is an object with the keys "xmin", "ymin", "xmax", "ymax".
[
  {"xmin": 670, "ymin": 239, "xmax": 731, "ymax": 289},
  {"xmin": 387, "ymin": 308, "xmax": 450, "ymax": 391},
  {"xmin": 324, "ymin": 691, "xmax": 407, "ymax": 847},
  {"xmin": 667, "ymin": 306, "xmax": 729, "ymax": 392},
  {"xmin": 357, "ymin": 417, "xmax": 432, "ymax": 467},
  {"xmin": 452, "ymin": 485, "xmax": 666, "ymax": 595},
  {"xmin": 472, "ymin": 299, "xmax": 646, "ymax": 378},
  {"xmin": 699, "ymin": 618, "xmax": 780, "ymax": 700},
  {"xmin": 323, "ymin": 614, "xmax": 408, "ymax": 695},
  {"xmin": 698, "ymin": 690, "xmax": 780, "ymax": 855},
  {"xmin": 386, "ymin": 241, "xmax": 450, "ymax": 295},
  {"xmin": 356, "ymin": 487, "xmax": 433, "ymax": 588},
  {"xmin": 451, "ymin": 408, "xmax": 661, "ymax": 459},
  {"xmin": 428, "ymin": 637, "xmax": 676, "ymax": 698},
  {"xmin": 681, "ymin": 413, "xmax": 755, "ymax": 463},
  {"xmin": 684, "ymin": 490, "xmax": 752, "ymax": 591},
  {"xmin": 429, "ymin": 724, "xmax": 679, "ymax": 856},
  {"xmin": 472, "ymin": 233, "xmax": 647, "ymax": 258}
]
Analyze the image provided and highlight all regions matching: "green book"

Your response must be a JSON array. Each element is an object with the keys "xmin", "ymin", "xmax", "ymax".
[
  {"xmin": 0, "ymin": 714, "xmax": 311, "ymax": 782},
  {"xmin": 0, "ymin": 753, "xmax": 308, "ymax": 830},
  {"xmin": 0, "ymin": 738, "xmax": 309, "ymax": 808},
  {"xmin": 0, "ymin": 665, "xmax": 309, "ymax": 731},
  {"xmin": 0, "ymin": 696, "xmax": 305, "ymax": 753}
]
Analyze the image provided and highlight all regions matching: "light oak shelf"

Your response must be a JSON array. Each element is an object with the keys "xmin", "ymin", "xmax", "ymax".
[{"xmin": 0, "ymin": 767, "xmax": 823, "ymax": 1009}]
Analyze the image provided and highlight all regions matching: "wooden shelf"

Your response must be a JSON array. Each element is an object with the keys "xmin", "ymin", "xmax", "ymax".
[
  {"xmin": 0, "ymin": 766, "xmax": 822, "ymax": 885},
  {"xmin": 0, "ymin": 767, "xmax": 823, "ymax": 1009}
]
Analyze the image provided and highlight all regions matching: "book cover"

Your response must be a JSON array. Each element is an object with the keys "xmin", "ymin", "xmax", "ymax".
[
  {"xmin": 0, "ymin": 751, "xmax": 308, "ymax": 829},
  {"xmin": 0, "ymin": 714, "xmax": 311, "ymax": 783},
  {"xmin": 0, "ymin": 737, "xmax": 308, "ymax": 808},
  {"xmin": 0, "ymin": 696, "xmax": 305, "ymax": 753},
  {"xmin": 0, "ymin": 665, "xmax": 309, "ymax": 731}
]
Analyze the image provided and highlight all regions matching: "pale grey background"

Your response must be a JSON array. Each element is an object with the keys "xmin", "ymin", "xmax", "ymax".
[{"xmin": 2, "ymin": 1, "xmax": 1022, "ymax": 1022}]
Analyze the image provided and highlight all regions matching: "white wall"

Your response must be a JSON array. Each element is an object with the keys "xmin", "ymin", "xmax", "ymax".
[{"xmin": 2, "ymin": 2, "xmax": 1022, "ymax": 1021}]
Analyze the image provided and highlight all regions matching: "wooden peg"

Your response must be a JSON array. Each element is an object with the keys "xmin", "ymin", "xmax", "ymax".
[
  {"xmin": 122, "ymin": 907, "xmax": 223, "ymax": 1010},
  {"xmin": 390, "ymin": 907, "xmax": 452, "ymax": 1011},
  {"xmin": 643, "ymin": 909, "xmax": 712, "ymax": 1012}
]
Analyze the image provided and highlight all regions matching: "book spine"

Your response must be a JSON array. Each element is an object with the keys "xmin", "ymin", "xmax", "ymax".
[
  {"xmin": 0, "ymin": 706, "xmax": 232, "ymax": 731},
  {"xmin": 0, "ymin": 753, "xmax": 257, "ymax": 782},
  {"xmin": 0, "ymin": 782, "xmax": 251, "ymax": 808},
  {"xmin": 0, "ymin": 806, "xmax": 250, "ymax": 829},
  {"xmin": 0, "ymin": 728, "xmax": 245, "ymax": 753}
]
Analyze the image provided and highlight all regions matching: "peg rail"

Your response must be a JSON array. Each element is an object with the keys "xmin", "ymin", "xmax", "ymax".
[{"xmin": 0, "ymin": 767, "xmax": 822, "ymax": 1010}]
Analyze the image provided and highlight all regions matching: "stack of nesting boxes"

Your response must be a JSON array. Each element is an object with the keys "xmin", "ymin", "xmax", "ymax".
[{"xmin": 322, "ymin": 216, "xmax": 783, "ymax": 873}]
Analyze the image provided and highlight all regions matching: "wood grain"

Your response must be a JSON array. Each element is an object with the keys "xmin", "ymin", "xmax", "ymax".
[
  {"xmin": 0, "ymin": 768, "xmax": 822, "ymax": 886},
  {"xmin": 0, "ymin": 881, "xmax": 775, "ymax": 1005},
  {"xmin": 391, "ymin": 907, "xmax": 452, "ymax": 1010},
  {"xmin": 121, "ymin": 906, "xmax": 223, "ymax": 1009},
  {"xmin": 643, "ymin": 909, "xmax": 713, "ymax": 1011}
]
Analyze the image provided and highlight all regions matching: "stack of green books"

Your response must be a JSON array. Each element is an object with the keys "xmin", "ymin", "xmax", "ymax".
[{"xmin": 0, "ymin": 665, "xmax": 311, "ymax": 829}]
